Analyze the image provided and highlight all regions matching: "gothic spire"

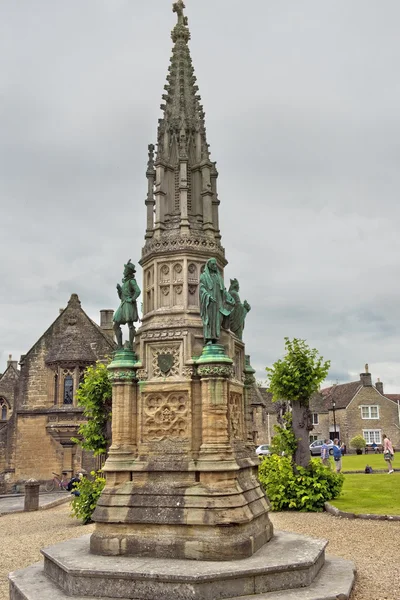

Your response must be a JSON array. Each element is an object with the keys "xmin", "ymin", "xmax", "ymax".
[
  {"xmin": 143, "ymin": 2, "xmax": 222, "ymax": 245},
  {"xmin": 157, "ymin": 1, "xmax": 209, "ymax": 163}
]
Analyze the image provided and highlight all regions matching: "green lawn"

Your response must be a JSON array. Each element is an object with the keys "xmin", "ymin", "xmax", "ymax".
[
  {"xmin": 340, "ymin": 453, "xmax": 395, "ymax": 472},
  {"xmin": 330, "ymin": 473, "xmax": 400, "ymax": 515}
]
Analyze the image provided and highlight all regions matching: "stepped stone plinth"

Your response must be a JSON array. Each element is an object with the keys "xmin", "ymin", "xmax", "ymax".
[
  {"xmin": 9, "ymin": 2, "xmax": 356, "ymax": 599},
  {"xmin": 9, "ymin": 531, "xmax": 355, "ymax": 600},
  {"xmin": 91, "ymin": 343, "xmax": 272, "ymax": 561}
]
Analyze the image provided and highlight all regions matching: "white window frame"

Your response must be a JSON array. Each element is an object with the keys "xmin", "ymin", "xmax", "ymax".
[
  {"xmin": 360, "ymin": 405, "xmax": 379, "ymax": 420},
  {"xmin": 309, "ymin": 435, "xmax": 318, "ymax": 443},
  {"xmin": 311, "ymin": 413, "xmax": 319, "ymax": 425},
  {"xmin": 362, "ymin": 430, "xmax": 381, "ymax": 444}
]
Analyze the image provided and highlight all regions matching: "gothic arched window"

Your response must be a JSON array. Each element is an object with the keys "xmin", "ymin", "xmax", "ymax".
[
  {"xmin": 63, "ymin": 375, "xmax": 74, "ymax": 405},
  {"xmin": 0, "ymin": 399, "xmax": 7, "ymax": 420}
]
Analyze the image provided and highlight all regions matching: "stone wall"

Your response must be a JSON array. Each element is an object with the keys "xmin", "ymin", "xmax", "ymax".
[{"xmin": 346, "ymin": 386, "xmax": 400, "ymax": 447}]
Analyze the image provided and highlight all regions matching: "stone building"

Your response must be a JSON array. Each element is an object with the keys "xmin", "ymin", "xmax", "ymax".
[
  {"xmin": 313, "ymin": 365, "xmax": 400, "ymax": 449},
  {"xmin": 250, "ymin": 387, "xmax": 279, "ymax": 445},
  {"xmin": 0, "ymin": 294, "xmax": 115, "ymax": 493},
  {"xmin": 0, "ymin": 356, "xmax": 19, "ymax": 489},
  {"xmin": 251, "ymin": 388, "xmax": 328, "ymax": 447}
]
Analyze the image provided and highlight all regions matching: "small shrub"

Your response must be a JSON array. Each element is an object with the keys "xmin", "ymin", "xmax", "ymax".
[
  {"xmin": 350, "ymin": 435, "xmax": 366, "ymax": 454},
  {"xmin": 70, "ymin": 471, "xmax": 106, "ymax": 524},
  {"xmin": 258, "ymin": 455, "xmax": 344, "ymax": 512}
]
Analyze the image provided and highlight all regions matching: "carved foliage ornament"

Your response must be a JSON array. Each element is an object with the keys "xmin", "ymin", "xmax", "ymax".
[
  {"xmin": 243, "ymin": 373, "xmax": 256, "ymax": 386},
  {"xmin": 142, "ymin": 236, "xmax": 225, "ymax": 259},
  {"xmin": 197, "ymin": 365, "xmax": 232, "ymax": 378},
  {"xmin": 108, "ymin": 370, "xmax": 138, "ymax": 383}
]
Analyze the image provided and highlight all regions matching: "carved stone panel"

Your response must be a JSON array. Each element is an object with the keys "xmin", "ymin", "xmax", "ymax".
[
  {"xmin": 188, "ymin": 263, "xmax": 199, "ymax": 307},
  {"xmin": 150, "ymin": 344, "xmax": 181, "ymax": 378},
  {"xmin": 228, "ymin": 392, "xmax": 243, "ymax": 440},
  {"xmin": 142, "ymin": 392, "xmax": 189, "ymax": 442},
  {"xmin": 173, "ymin": 262, "xmax": 183, "ymax": 282}
]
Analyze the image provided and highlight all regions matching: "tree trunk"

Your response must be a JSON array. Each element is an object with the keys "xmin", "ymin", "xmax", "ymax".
[{"xmin": 291, "ymin": 402, "xmax": 312, "ymax": 468}]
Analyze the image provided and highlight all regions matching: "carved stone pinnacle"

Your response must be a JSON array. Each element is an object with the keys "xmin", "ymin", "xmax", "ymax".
[{"xmin": 173, "ymin": 1, "xmax": 185, "ymax": 20}]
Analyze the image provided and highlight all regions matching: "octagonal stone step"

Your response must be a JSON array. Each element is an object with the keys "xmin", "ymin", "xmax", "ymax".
[
  {"xmin": 39, "ymin": 531, "xmax": 326, "ymax": 599},
  {"xmin": 9, "ymin": 556, "xmax": 355, "ymax": 600}
]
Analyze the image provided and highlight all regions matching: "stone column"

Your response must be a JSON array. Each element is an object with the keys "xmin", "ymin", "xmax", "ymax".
[
  {"xmin": 62, "ymin": 445, "xmax": 74, "ymax": 478},
  {"xmin": 243, "ymin": 355, "xmax": 256, "ymax": 447},
  {"xmin": 201, "ymin": 164, "xmax": 214, "ymax": 236},
  {"xmin": 24, "ymin": 479, "xmax": 40, "ymax": 512},
  {"xmin": 196, "ymin": 344, "xmax": 235, "ymax": 465},
  {"xmin": 103, "ymin": 349, "xmax": 139, "ymax": 478}
]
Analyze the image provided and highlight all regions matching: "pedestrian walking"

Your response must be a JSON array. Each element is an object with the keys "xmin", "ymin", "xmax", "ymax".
[
  {"xmin": 382, "ymin": 434, "xmax": 394, "ymax": 474},
  {"xmin": 320, "ymin": 439, "xmax": 331, "ymax": 467},
  {"xmin": 332, "ymin": 439, "xmax": 342, "ymax": 473}
]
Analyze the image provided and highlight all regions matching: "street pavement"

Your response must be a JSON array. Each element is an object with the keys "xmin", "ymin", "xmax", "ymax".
[{"xmin": 0, "ymin": 492, "xmax": 70, "ymax": 515}]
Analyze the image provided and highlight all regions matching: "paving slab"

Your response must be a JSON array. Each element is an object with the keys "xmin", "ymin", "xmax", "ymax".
[
  {"xmin": 0, "ymin": 492, "xmax": 70, "ymax": 515},
  {"xmin": 224, "ymin": 558, "xmax": 356, "ymax": 600}
]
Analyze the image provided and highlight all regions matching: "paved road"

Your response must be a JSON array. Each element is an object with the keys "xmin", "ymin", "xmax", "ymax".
[{"xmin": 0, "ymin": 492, "xmax": 70, "ymax": 514}]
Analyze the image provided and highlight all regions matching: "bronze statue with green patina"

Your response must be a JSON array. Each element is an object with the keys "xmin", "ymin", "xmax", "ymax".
[
  {"xmin": 113, "ymin": 260, "xmax": 141, "ymax": 349},
  {"xmin": 228, "ymin": 278, "xmax": 251, "ymax": 340},
  {"xmin": 199, "ymin": 258, "xmax": 234, "ymax": 344}
]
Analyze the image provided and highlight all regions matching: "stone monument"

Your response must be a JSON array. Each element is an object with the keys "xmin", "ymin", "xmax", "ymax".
[{"xmin": 9, "ymin": 3, "xmax": 355, "ymax": 598}]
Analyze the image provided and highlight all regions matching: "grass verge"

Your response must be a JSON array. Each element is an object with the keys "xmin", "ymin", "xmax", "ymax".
[
  {"xmin": 330, "ymin": 472, "xmax": 400, "ymax": 515},
  {"xmin": 340, "ymin": 453, "xmax": 396, "ymax": 472}
]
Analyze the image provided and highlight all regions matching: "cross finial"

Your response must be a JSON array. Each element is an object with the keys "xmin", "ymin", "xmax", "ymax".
[{"xmin": 173, "ymin": 1, "xmax": 185, "ymax": 22}]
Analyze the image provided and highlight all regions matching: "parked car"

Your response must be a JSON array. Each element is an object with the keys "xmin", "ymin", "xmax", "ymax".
[
  {"xmin": 256, "ymin": 444, "xmax": 271, "ymax": 456},
  {"xmin": 309, "ymin": 439, "xmax": 334, "ymax": 456}
]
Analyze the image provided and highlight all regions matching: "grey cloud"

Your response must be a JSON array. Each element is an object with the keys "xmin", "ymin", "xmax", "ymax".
[{"xmin": 2, "ymin": 0, "xmax": 400, "ymax": 392}]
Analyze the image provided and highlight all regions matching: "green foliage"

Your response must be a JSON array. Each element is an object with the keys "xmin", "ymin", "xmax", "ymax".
[
  {"xmin": 258, "ymin": 454, "xmax": 344, "ymax": 512},
  {"xmin": 70, "ymin": 471, "xmax": 106, "ymax": 524},
  {"xmin": 72, "ymin": 361, "xmax": 112, "ymax": 455},
  {"xmin": 350, "ymin": 435, "xmax": 367, "ymax": 450},
  {"xmin": 269, "ymin": 413, "xmax": 297, "ymax": 458},
  {"xmin": 266, "ymin": 338, "xmax": 330, "ymax": 406}
]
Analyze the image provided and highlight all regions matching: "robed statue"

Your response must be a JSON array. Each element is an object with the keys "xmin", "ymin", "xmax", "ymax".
[
  {"xmin": 199, "ymin": 258, "xmax": 234, "ymax": 344},
  {"xmin": 228, "ymin": 278, "xmax": 251, "ymax": 340},
  {"xmin": 113, "ymin": 259, "xmax": 141, "ymax": 349}
]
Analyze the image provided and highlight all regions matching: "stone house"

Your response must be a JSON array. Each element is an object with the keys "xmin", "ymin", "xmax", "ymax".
[
  {"xmin": 252, "ymin": 389, "xmax": 329, "ymax": 447},
  {"xmin": 0, "ymin": 294, "xmax": 115, "ymax": 493},
  {"xmin": 250, "ymin": 387, "xmax": 279, "ymax": 445},
  {"xmin": 250, "ymin": 366, "xmax": 400, "ymax": 452},
  {"xmin": 316, "ymin": 365, "xmax": 400, "ymax": 449}
]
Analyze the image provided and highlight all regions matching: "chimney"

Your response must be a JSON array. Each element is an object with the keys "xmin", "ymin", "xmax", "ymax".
[
  {"xmin": 100, "ymin": 310, "xmax": 114, "ymax": 340},
  {"xmin": 360, "ymin": 363, "xmax": 372, "ymax": 387},
  {"xmin": 7, "ymin": 354, "xmax": 18, "ymax": 371},
  {"xmin": 375, "ymin": 378, "xmax": 384, "ymax": 394}
]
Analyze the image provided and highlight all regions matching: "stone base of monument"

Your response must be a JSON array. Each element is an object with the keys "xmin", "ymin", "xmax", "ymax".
[{"xmin": 9, "ymin": 531, "xmax": 355, "ymax": 600}]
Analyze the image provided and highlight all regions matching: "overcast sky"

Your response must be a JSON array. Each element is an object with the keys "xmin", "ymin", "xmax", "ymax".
[{"xmin": 1, "ymin": 1, "xmax": 400, "ymax": 392}]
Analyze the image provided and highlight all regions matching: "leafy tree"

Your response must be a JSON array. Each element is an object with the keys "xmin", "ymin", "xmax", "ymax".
[
  {"xmin": 269, "ymin": 413, "xmax": 297, "ymax": 458},
  {"xmin": 266, "ymin": 338, "xmax": 330, "ymax": 468},
  {"xmin": 72, "ymin": 361, "xmax": 112, "ymax": 455}
]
